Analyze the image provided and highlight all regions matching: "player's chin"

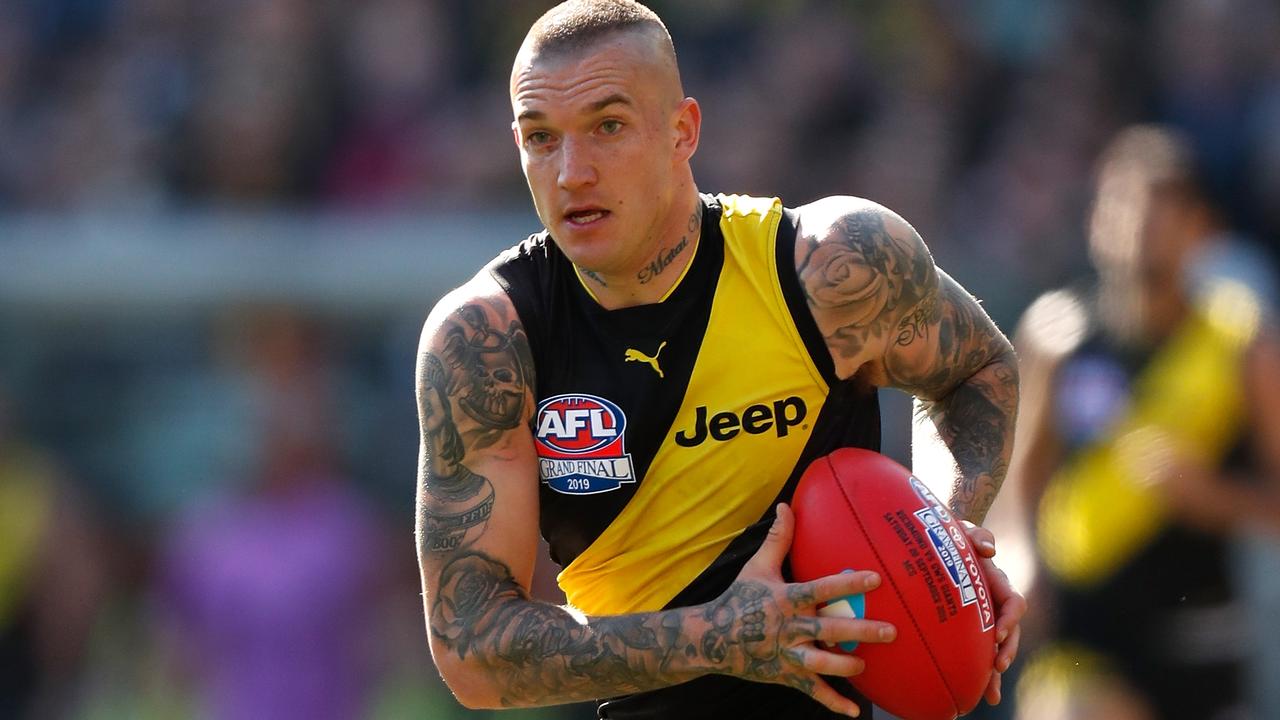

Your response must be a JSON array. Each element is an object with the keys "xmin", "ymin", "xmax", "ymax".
[{"xmin": 554, "ymin": 223, "xmax": 622, "ymax": 269}]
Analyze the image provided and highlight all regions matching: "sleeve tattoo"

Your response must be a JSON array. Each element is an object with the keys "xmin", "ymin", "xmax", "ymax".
[
  {"xmin": 428, "ymin": 548, "xmax": 821, "ymax": 706},
  {"xmin": 799, "ymin": 207, "xmax": 1018, "ymax": 523}
]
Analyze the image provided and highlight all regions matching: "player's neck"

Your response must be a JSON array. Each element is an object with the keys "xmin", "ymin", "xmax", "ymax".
[{"xmin": 576, "ymin": 190, "xmax": 703, "ymax": 310}]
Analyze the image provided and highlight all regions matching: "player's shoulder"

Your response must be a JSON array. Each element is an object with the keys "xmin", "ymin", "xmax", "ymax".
[
  {"xmin": 487, "ymin": 229, "xmax": 556, "ymax": 269},
  {"xmin": 792, "ymin": 195, "xmax": 926, "ymax": 251},
  {"xmin": 423, "ymin": 227, "xmax": 556, "ymax": 343},
  {"xmin": 790, "ymin": 195, "xmax": 937, "ymax": 303},
  {"xmin": 420, "ymin": 268, "xmax": 522, "ymax": 356}
]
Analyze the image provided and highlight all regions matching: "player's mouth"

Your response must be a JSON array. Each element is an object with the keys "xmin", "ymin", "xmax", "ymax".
[{"xmin": 563, "ymin": 207, "xmax": 611, "ymax": 228}]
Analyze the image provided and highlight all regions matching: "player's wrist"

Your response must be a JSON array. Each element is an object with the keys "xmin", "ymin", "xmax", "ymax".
[{"xmin": 648, "ymin": 604, "xmax": 722, "ymax": 679}]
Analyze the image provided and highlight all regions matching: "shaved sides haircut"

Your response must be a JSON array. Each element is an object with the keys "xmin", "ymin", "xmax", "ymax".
[{"xmin": 526, "ymin": 0, "xmax": 674, "ymax": 56}]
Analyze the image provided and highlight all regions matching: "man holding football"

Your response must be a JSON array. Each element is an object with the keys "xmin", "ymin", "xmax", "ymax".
[{"xmin": 415, "ymin": 2, "xmax": 1025, "ymax": 717}]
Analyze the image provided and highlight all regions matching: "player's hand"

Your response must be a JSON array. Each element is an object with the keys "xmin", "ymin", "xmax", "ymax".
[
  {"xmin": 712, "ymin": 503, "xmax": 896, "ymax": 718},
  {"xmin": 960, "ymin": 521, "xmax": 1026, "ymax": 706}
]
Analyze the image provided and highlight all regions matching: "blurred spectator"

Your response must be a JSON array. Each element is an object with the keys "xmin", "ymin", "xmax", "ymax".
[
  {"xmin": 0, "ymin": 0, "xmax": 1272, "ymax": 285},
  {"xmin": 1007, "ymin": 125, "xmax": 1280, "ymax": 720},
  {"xmin": 321, "ymin": 0, "xmax": 454, "ymax": 207},
  {"xmin": 153, "ymin": 311, "xmax": 391, "ymax": 720}
]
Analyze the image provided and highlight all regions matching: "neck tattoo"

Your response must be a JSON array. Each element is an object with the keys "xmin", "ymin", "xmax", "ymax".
[{"xmin": 637, "ymin": 209, "xmax": 701, "ymax": 285}]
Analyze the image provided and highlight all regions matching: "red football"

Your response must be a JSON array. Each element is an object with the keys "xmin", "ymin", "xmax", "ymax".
[{"xmin": 790, "ymin": 448, "xmax": 997, "ymax": 720}]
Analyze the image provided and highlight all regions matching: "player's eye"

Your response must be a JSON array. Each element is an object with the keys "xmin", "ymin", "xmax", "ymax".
[
  {"xmin": 526, "ymin": 131, "xmax": 554, "ymax": 147},
  {"xmin": 599, "ymin": 119, "xmax": 623, "ymax": 135}
]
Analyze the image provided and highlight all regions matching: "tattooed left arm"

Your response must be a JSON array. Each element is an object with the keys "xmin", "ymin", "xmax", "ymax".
[
  {"xmin": 887, "ymin": 273, "xmax": 1019, "ymax": 525},
  {"xmin": 798, "ymin": 197, "xmax": 1024, "ymax": 704},
  {"xmin": 796, "ymin": 196, "xmax": 1018, "ymax": 524}
]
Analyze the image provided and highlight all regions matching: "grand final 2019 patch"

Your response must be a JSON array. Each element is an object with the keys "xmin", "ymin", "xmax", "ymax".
[{"xmin": 535, "ymin": 393, "xmax": 636, "ymax": 494}]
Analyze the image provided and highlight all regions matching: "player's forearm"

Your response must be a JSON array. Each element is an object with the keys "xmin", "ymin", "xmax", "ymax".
[
  {"xmin": 428, "ymin": 551, "xmax": 775, "ymax": 708},
  {"xmin": 920, "ymin": 350, "xmax": 1019, "ymax": 524}
]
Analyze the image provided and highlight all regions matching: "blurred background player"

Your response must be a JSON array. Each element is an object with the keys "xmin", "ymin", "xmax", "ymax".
[{"xmin": 1007, "ymin": 125, "xmax": 1280, "ymax": 720}]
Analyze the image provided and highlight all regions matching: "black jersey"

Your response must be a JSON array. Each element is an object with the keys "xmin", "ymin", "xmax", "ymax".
[{"xmin": 489, "ymin": 193, "xmax": 879, "ymax": 719}]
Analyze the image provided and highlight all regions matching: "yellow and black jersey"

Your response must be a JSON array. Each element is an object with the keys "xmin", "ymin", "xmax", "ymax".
[{"xmin": 489, "ymin": 193, "xmax": 879, "ymax": 719}]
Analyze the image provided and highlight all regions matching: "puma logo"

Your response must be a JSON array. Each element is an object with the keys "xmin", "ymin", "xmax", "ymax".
[{"xmin": 624, "ymin": 341, "xmax": 667, "ymax": 378}]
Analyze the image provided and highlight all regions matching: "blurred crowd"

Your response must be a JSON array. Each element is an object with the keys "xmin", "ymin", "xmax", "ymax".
[
  {"xmin": 4, "ymin": 0, "xmax": 1279, "ymax": 274},
  {"xmin": 3, "ymin": 0, "xmax": 1280, "ymax": 718}
]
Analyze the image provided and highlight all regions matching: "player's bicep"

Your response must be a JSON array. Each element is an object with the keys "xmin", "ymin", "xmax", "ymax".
[
  {"xmin": 414, "ymin": 289, "xmax": 541, "ymax": 600},
  {"xmin": 879, "ymin": 269, "xmax": 1014, "ymax": 401}
]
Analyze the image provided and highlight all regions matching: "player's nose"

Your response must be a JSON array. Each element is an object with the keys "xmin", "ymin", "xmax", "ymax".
[{"xmin": 557, "ymin": 136, "xmax": 598, "ymax": 191}]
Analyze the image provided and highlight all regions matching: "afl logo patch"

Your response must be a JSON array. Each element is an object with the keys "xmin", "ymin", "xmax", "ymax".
[{"xmin": 535, "ymin": 394, "xmax": 636, "ymax": 495}]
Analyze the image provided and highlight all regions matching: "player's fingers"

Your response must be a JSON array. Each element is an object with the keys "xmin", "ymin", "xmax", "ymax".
[
  {"xmin": 993, "ymin": 578, "xmax": 1027, "ymax": 644},
  {"xmin": 792, "ymin": 570, "xmax": 881, "ymax": 607},
  {"xmin": 984, "ymin": 669, "xmax": 1003, "ymax": 706},
  {"xmin": 961, "ymin": 521, "xmax": 997, "ymax": 558},
  {"xmin": 784, "ymin": 645, "xmax": 865, "ymax": 677},
  {"xmin": 996, "ymin": 622, "xmax": 1021, "ymax": 672},
  {"xmin": 743, "ymin": 504, "xmax": 794, "ymax": 577},
  {"xmin": 792, "ymin": 673, "xmax": 864, "ymax": 718},
  {"xmin": 808, "ymin": 617, "xmax": 897, "ymax": 646}
]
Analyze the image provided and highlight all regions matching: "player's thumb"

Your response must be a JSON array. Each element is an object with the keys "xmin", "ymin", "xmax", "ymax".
[{"xmin": 744, "ymin": 503, "xmax": 794, "ymax": 577}]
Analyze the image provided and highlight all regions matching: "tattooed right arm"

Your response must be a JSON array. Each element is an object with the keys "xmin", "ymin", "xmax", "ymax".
[{"xmin": 416, "ymin": 280, "xmax": 891, "ymax": 713}]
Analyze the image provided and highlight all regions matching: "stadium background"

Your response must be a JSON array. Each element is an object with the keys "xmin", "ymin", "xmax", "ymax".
[{"xmin": 1, "ymin": 0, "xmax": 1278, "ymax": 718}]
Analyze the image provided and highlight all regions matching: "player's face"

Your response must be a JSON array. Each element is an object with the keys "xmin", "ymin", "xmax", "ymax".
[
  {"xmin": 511, "ymin": 37, "xmax": 682, "ymax": 274},
  {"xmin": 1136, "ymin": 188, "xmax": 1201, "ymax": 286}
]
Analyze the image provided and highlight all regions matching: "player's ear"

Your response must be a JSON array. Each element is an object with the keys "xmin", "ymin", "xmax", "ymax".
[
  {"xmin": 511, "ymin": 121, "xmax": 522, "ymax": 150},
  {"xmin": 672, "ymin": 97, "xmax": 701, "ymax": 162}
]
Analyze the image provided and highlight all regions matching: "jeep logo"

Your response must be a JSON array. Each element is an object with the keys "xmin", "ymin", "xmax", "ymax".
[{"xmin": 673, "ymin": 396, "xmax": 807, "ymax": 447}]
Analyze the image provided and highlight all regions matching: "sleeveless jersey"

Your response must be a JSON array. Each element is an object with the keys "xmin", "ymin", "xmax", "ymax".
[{"xmin": 489, "ymin": 194, "xmax": 879, "ymax": 719}]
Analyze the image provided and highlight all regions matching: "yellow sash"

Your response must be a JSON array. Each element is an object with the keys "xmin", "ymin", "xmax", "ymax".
[{"xmin": 557, "ymin": 195, "xmax": 829, "ymax": 615}]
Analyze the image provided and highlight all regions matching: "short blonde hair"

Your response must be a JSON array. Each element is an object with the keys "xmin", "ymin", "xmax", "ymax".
[{"xmin": 525, "ymin": 0, "xmax": 675, "ymax": 60}]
